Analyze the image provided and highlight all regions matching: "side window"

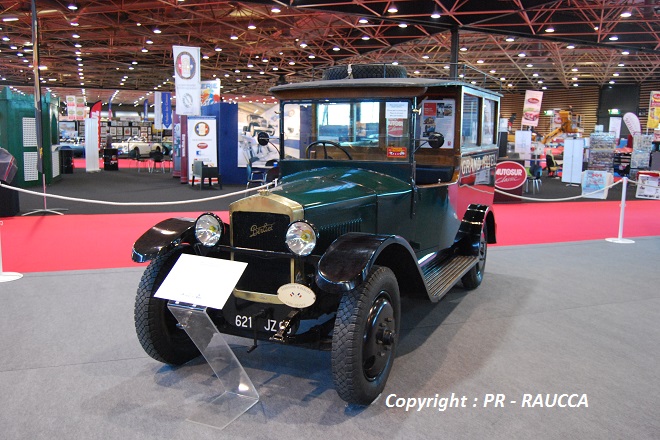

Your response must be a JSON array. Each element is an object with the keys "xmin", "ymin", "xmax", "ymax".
[
  {"xmin": 461, "ymin": 95, "xmax": 479, "ymax": 148},
  {"xmin": 482, "ymin": 99, "xmax": 496, "ymax": 145}
]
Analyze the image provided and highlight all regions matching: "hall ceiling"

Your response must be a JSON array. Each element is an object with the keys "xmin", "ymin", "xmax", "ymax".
[{"xmin": 0, "ymin": 0, "xmax": 658, "ymax": 106}]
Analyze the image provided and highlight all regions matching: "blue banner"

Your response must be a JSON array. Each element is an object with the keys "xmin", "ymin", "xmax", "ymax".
[
  {"xmin": 162, "ymin": 92, "xmax": 172, "ymax": 129},
  {"xmin": 143, "ymin": 99, "xmax": 149, "ymax": 122}
]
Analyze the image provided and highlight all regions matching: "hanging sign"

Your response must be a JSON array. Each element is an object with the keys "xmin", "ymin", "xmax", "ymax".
[
  {"xmin": 648, "ymin": 91, "xmax": 660, "ymax": 130},
  {"xmin": 173, "ymin": 45, "xmax": 201, "ymax": 116},
  {"xmin": 155, "ymin": 92, "xmax": 173, "ymax": 130},
  {"xmin": 521, "ymin": 90, "xmax": 543, "ymax": 127}
]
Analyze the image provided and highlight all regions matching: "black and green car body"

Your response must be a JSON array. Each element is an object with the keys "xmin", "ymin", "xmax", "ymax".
[{"xmin": 132, "ymin": 65, "xmax": 500, "ymax": 405}]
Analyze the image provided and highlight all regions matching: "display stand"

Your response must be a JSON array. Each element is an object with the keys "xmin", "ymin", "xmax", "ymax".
[{"xmin": 167, "ymin": 301, "xmax": 259, "ymax": 430}]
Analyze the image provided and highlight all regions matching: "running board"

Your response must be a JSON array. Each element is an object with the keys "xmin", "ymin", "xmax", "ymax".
[{"xmin": 422, "ymin": 254, "xmax": 479, "ymax": 302}]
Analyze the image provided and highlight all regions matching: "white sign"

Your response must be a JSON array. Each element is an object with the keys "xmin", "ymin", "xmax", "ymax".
[
  {"xmin": 155, "ymin": 254, "xmax": 247, "ymax": 310},
  {"xmin": 173, "ymin": 45, "xmax": 201, "ymax": 116},
  {"xmin": 386, "ymin": 101, "xmax": 409, "ymax": 119},
  {"xmin": 187, "ymin": 116, "xmax": 218, "ymax": 181}
]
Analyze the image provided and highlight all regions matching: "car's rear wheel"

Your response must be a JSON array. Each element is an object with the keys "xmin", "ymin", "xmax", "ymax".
[
  {"xmin": 134, "ymin": 246, "xmax": 199, "ymax": 365},
  {"xmin": 461, "ymin": 226, "xmax": 487, "ymax": 289},
  {"xmin": 331, "ymin": 266, "xmax": 400, "ymax": 405}
]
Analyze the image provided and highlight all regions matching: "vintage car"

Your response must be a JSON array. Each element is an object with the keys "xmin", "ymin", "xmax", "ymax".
[
  {"xmin": 132, "ymin": 65, "xmax": 499, "ymax": 405},
  {"xmin": 114, "ymin": 136, "xmax": 165, "ymax": 157}
]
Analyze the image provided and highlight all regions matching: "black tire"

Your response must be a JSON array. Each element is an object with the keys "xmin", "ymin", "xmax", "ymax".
[
  {"xmin": 322, "ymin": 64, "xmax": 407, "ymax": 80},
  {"xmin": 134, "ymin": 247, "xmax": 199, "ymax": 365},
  {"xmin": 461, "ymin": 226, "xmax": 487, "ymax": 289},
  {"xmin": 331, "ymin": 266, "xmax": 400, "ymax": 405}
]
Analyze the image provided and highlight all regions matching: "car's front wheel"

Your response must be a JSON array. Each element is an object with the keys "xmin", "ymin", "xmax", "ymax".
[
  {"xmin": 134, "ymin": 247, "xmax": 199, "ymax": 365},
  {"xmin": 331, "ymin": 266, "xmax": 400, "ymax": 405}
]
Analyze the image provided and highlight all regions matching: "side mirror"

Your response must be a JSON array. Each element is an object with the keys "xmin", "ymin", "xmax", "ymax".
[
  {"xmin": 427, "ymin": 132, "xmax": 445, "ymax": 149},
  {"xmin": 257, "ymin": 131, "xmax": 270, "ymax": 146}
]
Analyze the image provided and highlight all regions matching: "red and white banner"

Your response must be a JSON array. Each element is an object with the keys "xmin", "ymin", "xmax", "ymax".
[
  {"xmin": 521, "ymin": 90, "xmax": 543, "ymax": 127},
  {"xmin": 173, "ymin": 45, "xmax": 201, "ymax": 116}
]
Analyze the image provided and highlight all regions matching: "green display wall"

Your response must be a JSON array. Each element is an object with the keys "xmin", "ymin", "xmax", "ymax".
[{"xmin": 0, "ymin": 87, "xmax": 60, "ymax": 188}]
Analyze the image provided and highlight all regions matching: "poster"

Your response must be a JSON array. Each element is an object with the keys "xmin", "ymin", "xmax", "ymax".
[
  {"xmin": 201, "ymin": 80, "xmax": 221, "ymax": 106},
  {"xmin": 173, "ymin": 45, "xmax": 201, "ymax": 116},
  {"xmin": 187, "ymin": 116, "xmax": 217, "ymax": 181},
  {"xmin": 635, "ymin": 172, "xmax": 660, "ymax": 200},
  {"xmin": 581, "ymin": 170, "xmax": 612, "ymax": 199},
  {"xmin": 420, "ymin": 99, "xmax": 455, "ymax": 148},
  {"xmin": 521, "ymin": 90, "xmax": 543, "ymax": 127},
  {"xmin": 238, "ymin": 103, "xmax": 281, "ymax": 168}
]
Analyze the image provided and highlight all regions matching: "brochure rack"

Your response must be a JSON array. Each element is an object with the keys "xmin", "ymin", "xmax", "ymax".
[{"xmin": 167, "ymin": 301, "xmax": 259, "ymax": 430}]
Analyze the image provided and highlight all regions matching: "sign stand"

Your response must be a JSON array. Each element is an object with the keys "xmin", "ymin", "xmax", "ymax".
[
  {"xmin": 167, "ymin": 301, "xmax": 259, "ymax": 430},
  {"xmin": 606, "ymin": 177, "xmax": 635, "ymax": 244}
]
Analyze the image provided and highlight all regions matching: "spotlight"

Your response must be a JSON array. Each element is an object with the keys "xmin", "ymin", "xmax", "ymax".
[{"xmin": 67, "ymin": 3, "xmax": 78, "ymax": 11}]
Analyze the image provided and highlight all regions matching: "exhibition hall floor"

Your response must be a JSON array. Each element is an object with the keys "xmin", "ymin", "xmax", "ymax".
[
  {"xmin": 1, "ymin": 164, "xmax": 659, "ymax": 439},
  {"xmin": 2, "ymin": 239, "xmax": 659, "ymax": 440}
]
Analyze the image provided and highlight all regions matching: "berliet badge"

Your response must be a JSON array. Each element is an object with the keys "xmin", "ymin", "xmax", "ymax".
[{"xmin": 249, "ymin": 222, "xmax": 275, "ymax": 237}]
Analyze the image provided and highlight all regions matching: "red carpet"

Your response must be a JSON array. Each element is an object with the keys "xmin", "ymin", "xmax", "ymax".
[{"xmin": 1, "ymin": 201, "xmax": 658, "ymax": 273}]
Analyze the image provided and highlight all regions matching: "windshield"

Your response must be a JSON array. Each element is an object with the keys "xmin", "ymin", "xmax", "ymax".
[{"xmin": 281, "ymin": 99, "xmax": 412, "ymax": 162}]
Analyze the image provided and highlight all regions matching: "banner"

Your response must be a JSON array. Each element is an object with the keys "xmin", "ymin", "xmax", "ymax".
[
  {"xmin": 155, "ymin": 92, "xmax": 173, "ymax": 130},
  {"xmin": 143, "ymin": 99, "xmax": 149, "ymax": 122},
  {"xmin": 173, "ymin": 45, "xmax": 201, "ymax": 116},
  {"xmin": 648, "ymin": 91, "xmax": 660, "ymax": 130},
  {"xmin": 521, "ymin": 90, "xmax": 543, "ymax": 127}
]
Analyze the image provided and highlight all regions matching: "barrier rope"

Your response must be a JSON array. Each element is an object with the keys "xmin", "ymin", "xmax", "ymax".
[
  {"xmin": 0, "ymin": 175, "xmax": 642, "ymax": 207},
  {"xmin": 0, "ymin": 180, "xmax": 278, "ymax": 207},
  {"xmin": 465, "ymin": 178, "xmax": 629, "ymax": 202}
]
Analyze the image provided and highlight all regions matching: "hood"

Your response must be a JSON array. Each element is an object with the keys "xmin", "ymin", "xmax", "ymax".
[{"xmin": 273, "ymin": 167, "xmax": 410, "ymax": 209}]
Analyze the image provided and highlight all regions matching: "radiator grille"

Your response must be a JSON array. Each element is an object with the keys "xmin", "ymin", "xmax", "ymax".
[
  {"xmin": 232, "ymin": 211, "xmax": 292, "ymax": 294},
  {"xmin": 232, "ymin": 211, "xmax": 290, "ymax": 252}
]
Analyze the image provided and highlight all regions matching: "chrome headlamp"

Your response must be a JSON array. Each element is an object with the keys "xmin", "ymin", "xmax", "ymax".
[
  {"xmin": 285, "ymin": 221, "xmax": 317, "ymax": 256},
  {"xmin": 194, "ymin": 213, "xmax": 224, "ymax": 247}
]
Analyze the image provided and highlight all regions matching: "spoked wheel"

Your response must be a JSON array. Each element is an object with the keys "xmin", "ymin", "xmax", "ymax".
[
  {"xmin": 462, "ymin": 226, "xmax": 487, "ymax": 289},
  {"xmin": 305, "ymin": 140, "xmax": 353, "ymax": 160},
  {"xmin": 134, "ymin": 246, "xmax": 199, "ymax": 365},
  {"xmin": 332, "ymin": 266, "xmax": 400, "ymax": 405}
]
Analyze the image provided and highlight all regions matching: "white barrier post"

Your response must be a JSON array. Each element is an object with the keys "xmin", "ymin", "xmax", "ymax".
[
  {"xmin": 0, "ymin": 221, "xmax": 23, "ymax": 282},
  {"xmin": 606, "ymin": 177, "xmax": 635, "ymax": 244}
]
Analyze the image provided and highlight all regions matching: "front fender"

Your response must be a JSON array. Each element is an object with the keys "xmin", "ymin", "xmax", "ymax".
[
  {"xmin": 316, "ymin": 232, "xmax": 423, "ymax": 295},
  {"xmin": 454, "ymin": 204, "xmax": 496, "ymax": 255},
  {"xmin": 131, "ymin": 217, "xmax": 196, "ymax": 263}
]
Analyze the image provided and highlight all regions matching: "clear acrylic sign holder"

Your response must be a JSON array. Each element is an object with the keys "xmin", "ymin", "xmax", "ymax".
[{"xmin": 167, "ymin": 301, "xmax": 259, "ymax": 430}]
